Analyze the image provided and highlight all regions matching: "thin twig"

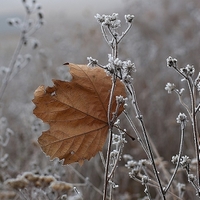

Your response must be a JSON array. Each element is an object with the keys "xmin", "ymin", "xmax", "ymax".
[
  {"xmin": 123, "ymin": 111, "xmax": 150, "ymax": 158},
  {"xmin": 195, "ymin": 103, "xmax": 200, "ymax": 114},
  {"xmin": 103, "ymin": 77, "xmax": 117, "ymax": 200},
  {"xmin": 164, "ymin": 121, "xmax": 185, "ymax": 193},
  {"xmin": 187, "ymin": 77, "xmax": 200, "ymax": 190},
  {"xmin": 68, "ymin": 165, "xmax": 103, "ymax": 196},
  {"xmin": 127, "ymin": 83, "xmax": 166, "ymax": 200},
  {"xmin": 0, "ymin": 35, "xmax": 24, "ymax": 100},
  {"xmin": 107, "ymin": 143, "xmax": 123, "ymax": 181},
  {"xmin": 101, "ymin": 25, "xmax": 110, "ymax": 46},
  {"xmin": 99, "ymin": 152, "xmax": 106, "ymax": 168},
  {"xmin": 117, "ymin": 22, "xmax": 132, "ymax": 44},
  {"xmin": 174, "ymin": 90, "xmax": 191, "ymax": 120},
  {"xmin": 131, "ymin": 175, "xmax": 182, "ymax": 200}
]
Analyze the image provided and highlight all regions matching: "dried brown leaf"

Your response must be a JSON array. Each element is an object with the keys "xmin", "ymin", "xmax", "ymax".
[{"xmin": 33, "ymin": 63, "xmax": 126, "ymax": 164}]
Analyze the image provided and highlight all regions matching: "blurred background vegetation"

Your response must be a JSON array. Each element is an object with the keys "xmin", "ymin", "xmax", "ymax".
[{"xmin": 0, "ymin": 0, "xmax": 200, "ymax": 199}]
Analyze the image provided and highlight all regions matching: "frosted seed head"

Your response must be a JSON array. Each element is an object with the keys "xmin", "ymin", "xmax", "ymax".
[
  {"xmin": 141, "ymin": 175, "xmax": 149, "ymax": 185},
  {"xmin": 165, "ymin": 82, "xmax": 176, "ymax": 93},
  {"xmin": 180, "ymin": 64, "xmax": 195, "ymax": 77},
  {"xmin": 171, "ymin": 155, "xmax": 179, "ymax": 164},
  {"xmin": 166, "ymin": 56, "xmax": 177, "ymax": 68},
  {"xmin": 125, "ymin": 14, "xmax": 134, "ymax": 23},
  {"xmin": 176, "ymin": 113, "xmax": 188, "ymax": 125},
  {"xmin": 177, "ymin": 183, "xmax": 186, "ymax": 192},
  {"xmin": 188, "ymin": 174, "xmax": 196, "ymax": 182},
  {"xmin": 180, "ymin": 155, "xmax": 191, "ymax": 169},
  {"xmin": 0, "ymin": 66, "xmax": 10, "ymax": 76},
  {"xmin": 87, "ymin": 57, "xmax": 98, "ymax": 67},
  {"xmin": 94, "ymin": 14, "xmax": 105, "ymax": 24}
]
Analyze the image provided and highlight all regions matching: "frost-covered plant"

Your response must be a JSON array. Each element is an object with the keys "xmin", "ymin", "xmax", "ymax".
[
  {"xmin": 0, "ymin": 0, "xmax": 43, "ymax": 175},
  {"xmin": 0, "ymin": 0, "xmax": 43, "ymax": 101},
  {"xmin": 88, "ymin": 13, "xmax": 135, "ymax": 199},
  {"xmin": 5, "ymin": 164, "xmax": 73, "ymax": 199},
  {"xmin": 0, "ymin": 0, "xmax": 45, "ymax": 199},
  {"xmin": 165, "ymin": 56, "xmax": 200, "ymax": 196},
  {"xmin": 89, "ymin": 13, "xmax": 200, "ymax": 200}
]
